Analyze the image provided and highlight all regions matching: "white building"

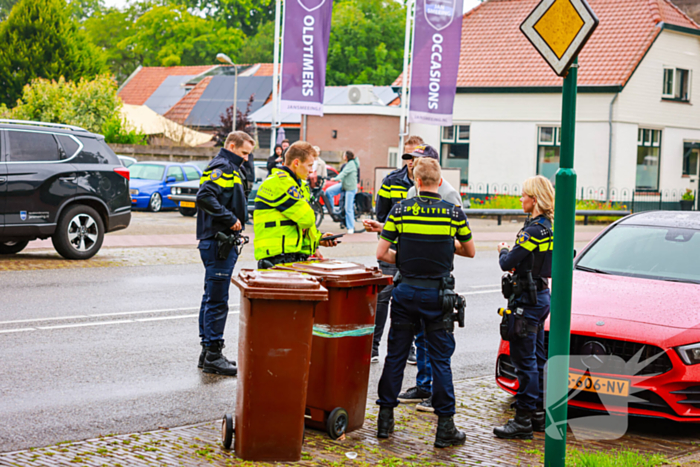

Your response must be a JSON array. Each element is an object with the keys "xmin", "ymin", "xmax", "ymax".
[{"xmin": 400, "ymin": 0, "xmax": 700, "ymax": 204}]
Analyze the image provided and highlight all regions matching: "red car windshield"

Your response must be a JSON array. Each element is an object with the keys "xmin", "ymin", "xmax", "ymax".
[{"xmin": 576, "ymin": 225, "xmax": 700, "ymax": 284}]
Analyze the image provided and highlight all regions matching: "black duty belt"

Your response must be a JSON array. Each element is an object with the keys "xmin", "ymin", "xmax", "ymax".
[
  {"xmin": 264, "ymin": 220, "xmax": 296, "ymax": 228},
  {"xmin": 401, "ymin": 277, "xmax": 442, "ymax": 289}
]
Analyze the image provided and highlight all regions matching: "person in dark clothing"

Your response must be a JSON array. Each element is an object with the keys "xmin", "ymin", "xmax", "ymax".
[
  {"xmin": 196, "ymin": 131, "xmax": 254, "ymax": 377},
  {"xmin": 375, "ymin": 158, "xmax": 475, "ymax": 448},
  {"xmin": 267, "ymin": 144, "xmax": 284, "ymax": 175},
  {"xmin": 493, "ymin": 175, "xmax": 554, "ymax": 440}
]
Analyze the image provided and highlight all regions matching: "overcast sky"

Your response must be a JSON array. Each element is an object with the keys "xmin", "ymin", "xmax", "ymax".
[{"xmin": 102, "ymin": 0, "xmax": 483, "ymax": 15}]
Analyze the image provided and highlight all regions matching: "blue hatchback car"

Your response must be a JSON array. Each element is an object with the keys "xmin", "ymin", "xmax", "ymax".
[{"xmin": 129, "ymin": 162, "xmax": 202, "ymax": 212}]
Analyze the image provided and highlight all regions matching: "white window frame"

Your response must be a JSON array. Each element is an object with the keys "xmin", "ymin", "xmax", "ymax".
[
  {"xmin": 456, "ymin": 125, "xmax": 470, "ymax": 143},
  {"xmin": 662, "ymin": 66, "xmax": 691, "ymax": 101},
  {"xmin": 441, "ymin": 126, "xmax": 454, "ymax": 143},
  {"xmin": 662, "ymin": 67, "xmax": 675, "ymax": 98},
  {"xmin": 538, "ymin": 126, "xmax": 560, "ymax": 147}
]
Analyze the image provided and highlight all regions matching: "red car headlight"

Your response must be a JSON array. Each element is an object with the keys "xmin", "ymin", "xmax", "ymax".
[{"xmin": 676, "ymin": 343, "xmax": 700, "ymax": 365}]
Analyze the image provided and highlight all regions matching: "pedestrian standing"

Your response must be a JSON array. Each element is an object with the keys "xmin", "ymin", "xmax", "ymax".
[
  {"xmin": 267, "ymin": 144, "xmax": 283, "ymax": 175},
  {"xmin": 399, "ymin": 144, "xmax": 464, "ymax": 413},
  {"xmin": 493, "ymin": 175, "xmax": 554, "ymax": 439},
  {"xmin": 196, "ymin": 131, "xmax": 254, "ymax": 376},
  {"xmin": 370, "ymin": 135, "xmax": 424, "ymax": 364},
  {"xmin": 254, "ymin": 141, "xmax": 338, "ymax": 268},
  {"xmin": 326, "ymin": 150, "xmax": 359, "ymax": 233},
  {"xmin": 375, "ymin": 158, "xmax": 475, "ymax": 448}
]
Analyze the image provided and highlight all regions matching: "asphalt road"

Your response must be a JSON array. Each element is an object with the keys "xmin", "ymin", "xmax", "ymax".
[{"xmin": 0, "ymin": 252, "xmax": 507, "ymax": 452}]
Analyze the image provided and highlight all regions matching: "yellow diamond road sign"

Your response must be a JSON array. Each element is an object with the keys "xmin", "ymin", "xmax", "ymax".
[{"xmin": 521, "ymin": 0, "xmax": 599, "ymax": 76}]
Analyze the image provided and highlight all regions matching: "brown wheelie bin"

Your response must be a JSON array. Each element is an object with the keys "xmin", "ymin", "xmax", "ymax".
[
  {"xmin": 224, "ymin": 269, "xmax": 328, "ymax": 462},
  {"xmin": 273, "ymin": 260, "xmax": 392, "ymax": 439}
]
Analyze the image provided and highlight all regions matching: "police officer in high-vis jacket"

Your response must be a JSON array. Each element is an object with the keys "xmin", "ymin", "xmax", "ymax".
[
  {"xmin": 493, "ymin": 175, "xmax": 555, "ymax": 439},
  {"xmin": 375, "ymin": 157, "xmax": 475, "ymax": 448},
  {"xmin": 254, "ymin": 141, "xmax": 337, "ymax": 268},
  {"xmin": 196, "ymin": 131, "xmax": 254, "ymax": 376}
]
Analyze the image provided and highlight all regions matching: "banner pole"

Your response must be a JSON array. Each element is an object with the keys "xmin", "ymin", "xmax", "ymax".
[
  {"xmin": 398, "ymin": 0, "xmax": 414, "ymax": 163},
  {"xmin": 544, "ymin": 56, "xmax": 578, "ymax": 467},
  {"xmin": 270, "ymin": 0, "xmax": 282, "ymax": 155}
]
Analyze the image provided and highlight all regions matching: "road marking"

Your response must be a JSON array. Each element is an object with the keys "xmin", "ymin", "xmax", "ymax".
[
  {"xmin": 136, "ymin": 314, "xmax": 198, "ymax": 322},
  {"xmin": 0, "ymin": 311, "xmax": 242, "ymax": 334},
  {"xmin": 37, "ymin": 320, "xmax": 134, "ymax": 330},
  {"xmin": 457, "ymin": 289, "xmax": 501, "ymax": 296},
  {"xmin": 0, "ymin": 305, "xmax": 240, "ymax": 326}
]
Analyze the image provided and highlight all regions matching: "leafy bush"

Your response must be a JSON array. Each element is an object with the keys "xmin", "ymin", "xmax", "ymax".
[
  {"xmin": 5, "ymin": 74, "xmax": 145, "ymax": 144},
  {"xmin": 682, "ymin": 189, "xmax": 695, "ymax": 201},
  {"xmin": 469, "ymin": 195, "xmax": 522, "ymax": 209}
]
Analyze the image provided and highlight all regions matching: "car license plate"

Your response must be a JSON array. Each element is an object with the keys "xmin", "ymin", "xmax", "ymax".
[
  {"xmin": 568, "ymin": 373, "xmax": 629, "ymax": 396},
  {"xmin": 180, "ymin": 201, "xmax": 196, "ymax": 208}
]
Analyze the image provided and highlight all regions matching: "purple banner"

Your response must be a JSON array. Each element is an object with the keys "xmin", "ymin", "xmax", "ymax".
[
  {"xmin": 280, "ymin": 0, "xmax": 333, "ymax": 116},
  {"xmin": 409, "ymin": 0, "xmax": 463, "ymax": 126}
]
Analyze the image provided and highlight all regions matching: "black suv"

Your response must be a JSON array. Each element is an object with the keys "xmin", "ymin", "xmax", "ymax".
[{"xmin": 0, "ymin": 120, "xmax": 131, "ymax": 259}]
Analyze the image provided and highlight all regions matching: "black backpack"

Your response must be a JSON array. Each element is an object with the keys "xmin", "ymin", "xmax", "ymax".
[{"xmin": 354, "ymin": 192, "xmax": 372, "ymax": 215}]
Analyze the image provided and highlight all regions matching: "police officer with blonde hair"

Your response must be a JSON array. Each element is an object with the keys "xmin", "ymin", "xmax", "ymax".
[
  {"xmin": 375, "ymin": 156, "xmax": 475, "ymax": 448},
  {"xmin": 493, "ymin": 175, "xmax": 554, "ymax": 439}
]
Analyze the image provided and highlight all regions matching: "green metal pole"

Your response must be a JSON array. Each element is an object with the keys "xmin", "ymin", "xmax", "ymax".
[{"xmin": 544, "ymin": 57, "xmax": 578, "ymax": 467}]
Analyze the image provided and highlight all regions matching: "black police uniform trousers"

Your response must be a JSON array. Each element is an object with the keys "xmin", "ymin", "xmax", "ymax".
[
  {"xmin": 198, "ymin": 239, "xmax": 239, "ymax": 346},
  {"xmin": 373, "ymin": 260, "xmax": 397, "ymax": 353},
  {"xmin": 377, "ymin": 283, "xmax": 457, "ymax": 416},
  {"xmin": 510, "ymin": 289, "xmax": 550, "ymax": 412}
]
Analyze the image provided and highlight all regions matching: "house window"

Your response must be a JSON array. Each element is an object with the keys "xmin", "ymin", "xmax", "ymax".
[
  {"xmin": 537, "ymin": 126, "xmax": 561, "ymax": 183},
  {"xmin": 662, "ymin": 67, "xmax": 691, "ymax": 101},
  {"xmin": 683, "ymin": 142, "xmax": 699, "ymax": 177},
  {"xmin": 441, "ymin": 124, "xmax": 469, "ymax": 184},
  {"xmin": 636, "ymin": 128, "xmax": 662, "ymax": 191}
]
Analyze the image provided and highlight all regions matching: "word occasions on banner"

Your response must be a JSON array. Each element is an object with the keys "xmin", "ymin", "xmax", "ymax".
[
  {"xmin": 280, "ymin": 0, "xmax": 334, "ymax": 116},
  {"xmin": 409, "ymin": 0, "xmax": 463, "ymax": 126}
]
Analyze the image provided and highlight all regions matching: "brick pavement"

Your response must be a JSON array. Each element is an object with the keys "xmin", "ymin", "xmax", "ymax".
[{"xmin": 2, "ymin": 376, "xmax": 699, "ymax": 467}]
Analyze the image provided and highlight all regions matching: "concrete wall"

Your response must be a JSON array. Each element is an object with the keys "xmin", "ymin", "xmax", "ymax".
[{"xmin": 306, "ymin": 113, "xmax": 400, "ymax": 190}]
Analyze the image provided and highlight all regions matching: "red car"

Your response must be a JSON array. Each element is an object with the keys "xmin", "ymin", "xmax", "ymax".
[{"xmin": 496, "ymin": 211, "xmax": 700, "ymax": 422}]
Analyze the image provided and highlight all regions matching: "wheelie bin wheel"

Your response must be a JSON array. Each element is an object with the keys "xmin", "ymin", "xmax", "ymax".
[
  {"xmin": 221, "ymin": 413, "xmax": 234, "ymax": 449},
  {"xmin": 326, "ymin": 407, "xmax": 348, "ymax": 440}
]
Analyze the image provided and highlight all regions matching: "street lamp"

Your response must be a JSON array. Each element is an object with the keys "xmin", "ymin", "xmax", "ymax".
[{"xmin": 216, "ymin": 53, "xmax": 238, "ymax": 133}]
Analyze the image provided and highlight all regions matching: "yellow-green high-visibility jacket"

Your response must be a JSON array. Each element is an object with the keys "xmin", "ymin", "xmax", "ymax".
[{"xmin": 253, "ymin": 167, "xmax": 321, "ymax": 260}]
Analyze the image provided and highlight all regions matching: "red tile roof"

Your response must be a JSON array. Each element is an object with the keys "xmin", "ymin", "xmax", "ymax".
[
  {"xmin": 253, "ymin": 63, "xmax": 278, "ymax": 76},
  {"xmin": 118, "ymin": 66, "xmax": 215, "ymax": 105},
  {"xmin": 163, "ymin": 76, "xmax": 213, "ymax": 125},
  {"xmin": 394, "ymin": 0, "xmax": 698, "ymax": 89}
]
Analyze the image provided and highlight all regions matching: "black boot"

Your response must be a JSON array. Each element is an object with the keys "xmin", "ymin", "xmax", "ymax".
[
  {"xmin": 377, "ymin": 407, "xmax": 394, "ymax": 439},
  {"xmin": 493, "ymin": 409, "xmax": 533, "ymax": 439},
  {"xmin": 198, "ymin": 344, "xmax": 206, "ymax": 369},
  {"xmin": 202, "ymin": 342, "xmax": 238, "ymax": 376},
  {"xmin": 532, "ymin": 410, "xmax": 545, "ymax": 432},
  {"xmin": 434, "ymin": 415, "xmax": 467, "ymax": 448}
]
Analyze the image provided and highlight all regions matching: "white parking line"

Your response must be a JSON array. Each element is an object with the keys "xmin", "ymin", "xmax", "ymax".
[
  {"xmin": 136, "ymin": 314, "xmax": 198, "ymax": 322},
  {"xmin": 0, "ymin": 328, "xmax": 35, "ymax": 334}
]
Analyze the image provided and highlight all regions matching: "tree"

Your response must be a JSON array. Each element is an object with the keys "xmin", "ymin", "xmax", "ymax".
[
  {"xmin": 0, "ymin": 0, "xmax": 105, "ymax": 106},
  {"xmin": 116, "ymin": 5, "xmax": 246, "ymax": 67},
  {"xmin": 84, "ymin": 6, "xmax": 141, "ymax": 84},
  {"xmin": 7, "ymin": 74, "xmax": 145, "ymax": 144},
  {"xmin": 175, "ymin": 0, "xmax": 274, "ymax": 37},
  {"xmin": 238, "ymin": 20, "xmax": 274, "ymax": 64},
  {"xmin": 214, "ymin": 94, "xmax": 256, "ymax": 146},
  {"xmin": 326, "ymin": 0, "xmax": 405, "ymax": 86}
]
